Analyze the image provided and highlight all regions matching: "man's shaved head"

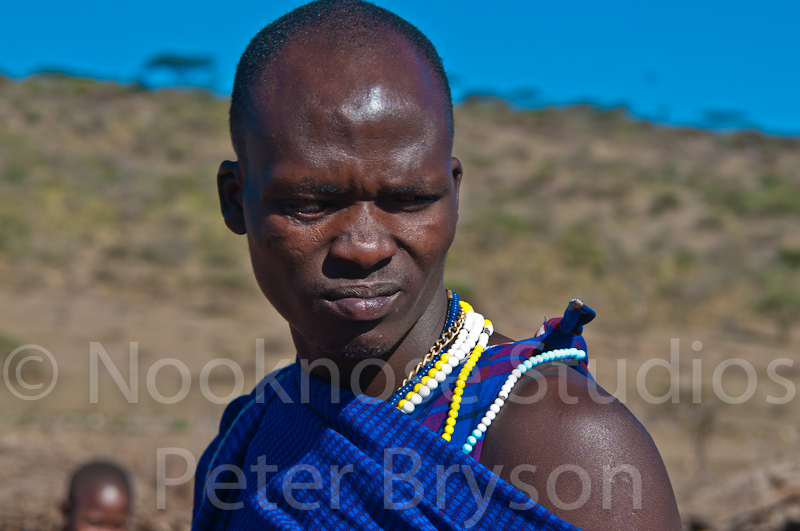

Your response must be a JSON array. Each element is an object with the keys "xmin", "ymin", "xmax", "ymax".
[{"xmin": 229, "ymin": 0, "xmax": 453, "ymax": 162}]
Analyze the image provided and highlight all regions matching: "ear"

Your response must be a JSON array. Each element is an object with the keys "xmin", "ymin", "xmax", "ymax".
[
  {"xmin": 218, "ymin": 160, "xmax": 247, "ymax": 235},
  {"xmin": 450, "ymin": 156, "xmax": 463, "ymax": 209}
]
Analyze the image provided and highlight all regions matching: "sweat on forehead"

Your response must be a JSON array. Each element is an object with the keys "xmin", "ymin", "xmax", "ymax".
[{"xmin": 228, "ymin": 0, "xmax": 453, "ymax": 161}]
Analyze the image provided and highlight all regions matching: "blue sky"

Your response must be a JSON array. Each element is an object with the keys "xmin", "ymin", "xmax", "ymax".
[{"xmin": 2, "ymin": 0, "xmax": 798, "ymax": 134}]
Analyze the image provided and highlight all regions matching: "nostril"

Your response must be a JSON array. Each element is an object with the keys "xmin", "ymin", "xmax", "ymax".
[{"xmin": 321, "ymin": 253, "xmax": 392, "ymax": 280}]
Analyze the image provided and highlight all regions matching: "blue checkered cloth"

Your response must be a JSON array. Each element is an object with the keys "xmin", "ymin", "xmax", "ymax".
[{"xmin": 191, "ymin": 340, "xmax": 588, "ymax": 529}]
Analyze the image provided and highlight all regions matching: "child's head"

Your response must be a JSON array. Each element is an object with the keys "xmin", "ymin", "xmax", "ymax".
[{"xmin": 62, "ymin": 461, "xmax": 132, "ymax": 531}]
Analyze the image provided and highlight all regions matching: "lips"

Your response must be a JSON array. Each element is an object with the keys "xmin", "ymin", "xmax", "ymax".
[{"xmin": 320, "ymin": 284, "xmax": 401, "ymax": 321}]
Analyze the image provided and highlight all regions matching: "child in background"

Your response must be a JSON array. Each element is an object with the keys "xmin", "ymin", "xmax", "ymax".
[{"xmin": 61, "ymin": 461, "xmax": 131, "ymax": 531}]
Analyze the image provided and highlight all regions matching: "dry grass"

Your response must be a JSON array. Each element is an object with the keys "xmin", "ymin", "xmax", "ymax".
[{"xmin": 2, "ymin": 75, "xmax": 800, "ymax": 529}]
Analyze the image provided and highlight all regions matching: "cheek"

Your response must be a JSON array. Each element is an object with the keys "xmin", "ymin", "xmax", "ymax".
[
  {"xmin": 247, "ymin": 217, "xmax": 328, "ymax": 286},
  {"xmin": 402, "ymin": 205, "xmax": 457, "ymax": 263},
  {"xmin": 252, "ymin": 215, "xmax": 321, "ymax": 258}
]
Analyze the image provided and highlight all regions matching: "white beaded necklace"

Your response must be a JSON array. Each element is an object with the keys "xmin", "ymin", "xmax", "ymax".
[{"xmin": 397, "ymin": 301, "xmax": 489, "ymax": 414}]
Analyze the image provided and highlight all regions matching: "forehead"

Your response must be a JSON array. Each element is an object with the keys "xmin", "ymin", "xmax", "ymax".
[{"xmin": 243, "ymin": 29, "xmax": 451, "ymax": 166}]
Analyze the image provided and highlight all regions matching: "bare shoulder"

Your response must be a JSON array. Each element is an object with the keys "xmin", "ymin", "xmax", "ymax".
[{"xmin": 479, "ymin": 362, "xmax": 682, "ymax": 530}]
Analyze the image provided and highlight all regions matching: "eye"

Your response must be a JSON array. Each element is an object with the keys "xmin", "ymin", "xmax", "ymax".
[
  {"xmin": 282, "ymin": 200, "xmax": 336, "ymax": 219},
  {"xmin": 386, "ymin": 195, "xmax": 438, "ymax": 212}
]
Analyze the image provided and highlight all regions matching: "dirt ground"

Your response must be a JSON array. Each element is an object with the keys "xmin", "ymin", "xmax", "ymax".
[{"xmin": 1, "ymin": 286, "xmax": 798, "ymax": 530}]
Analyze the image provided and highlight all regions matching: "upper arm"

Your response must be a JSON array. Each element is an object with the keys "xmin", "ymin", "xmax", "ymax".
[{"xmin": 479, "ymin": 363, "xmax": 682, "ymax": 530}]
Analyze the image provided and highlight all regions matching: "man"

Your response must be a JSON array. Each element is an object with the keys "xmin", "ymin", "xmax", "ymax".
[
  {"xmin": 193, "ymin": 1, "xmax": 682, "ymax": 529},
  {"xmin": 62, "ymin": 461, "xmax": 132, "ymax": 531}
]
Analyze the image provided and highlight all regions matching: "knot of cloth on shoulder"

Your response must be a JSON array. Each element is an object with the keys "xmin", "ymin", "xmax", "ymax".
[{"xmin": 536, "ymin": 297, "xmax": 596, "ymax": 356}]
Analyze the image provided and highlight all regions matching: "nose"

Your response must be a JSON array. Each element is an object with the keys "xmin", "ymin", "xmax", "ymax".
[{"xmin": 329, "ymin": 202, "xmax": 398, "ymax": 270}]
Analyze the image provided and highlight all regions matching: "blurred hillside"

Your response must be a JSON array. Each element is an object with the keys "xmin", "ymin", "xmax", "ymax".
[
  {"xmin": 449, "ymin": 98, "xmax": 800, "ymax": 341},
  {"xmin": 1, "ymin": 74, "xmax": 800, "ymax": 530},
  {"xmin": 2, "ymin": 74, "xmax": 800, "ymax": 337}
]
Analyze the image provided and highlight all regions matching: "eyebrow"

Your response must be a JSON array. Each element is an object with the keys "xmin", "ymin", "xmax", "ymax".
[
  {"xmin": 387, "ymin": 185, "xmax": 422, "ymax": 194},
  {"xmin": 294, "ymin": 181, "xmax": 347, "ymax": 195}
]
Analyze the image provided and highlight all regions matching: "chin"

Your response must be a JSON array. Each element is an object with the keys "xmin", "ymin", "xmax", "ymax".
[
  {"xmin": 322, "ymin": 336, "xmax": 393, "ymax": 360},
  {"xmin": 336, "ymin": 346, "xmax": 390, "ymax": 359},
  {"xmin": 304, "ymin": 327, "xmax": 399, "ymax": 360}
]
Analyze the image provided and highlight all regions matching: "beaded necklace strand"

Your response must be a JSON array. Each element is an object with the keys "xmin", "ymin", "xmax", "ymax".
[
  {"xmin": 441, "ymin": 315, "xmax": 493, "ymax": 442},
  {"xmin": 395, "ymin": 300, "xmax": 489, "ymax": 414},
  {"xmin": 388, "ymin": 292, "xmax": 461, "ymax": 408},
  {"xmin": 387, "ymin": 291, "xmax": 587, "ymax": 456},
  {"xmin": 398, "ymin": 296, "xmax": 463, "ymax": 389},
  {"xmin": 460, "ymin": 347, "xmax": 586, "ymax": 454}
]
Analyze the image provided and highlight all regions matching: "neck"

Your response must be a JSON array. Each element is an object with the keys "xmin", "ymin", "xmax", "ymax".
[{"xmin": 295, "ymin": 289, "xmax": 450, "ymax": 398}]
